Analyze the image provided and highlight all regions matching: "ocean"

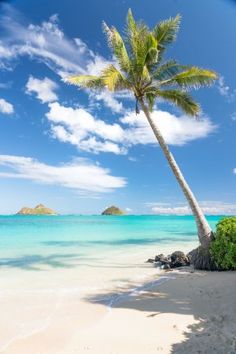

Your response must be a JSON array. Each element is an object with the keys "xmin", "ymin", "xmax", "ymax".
[{"xmin": 0, "ymin": 214, "xmax": 221, "ymax": 270}]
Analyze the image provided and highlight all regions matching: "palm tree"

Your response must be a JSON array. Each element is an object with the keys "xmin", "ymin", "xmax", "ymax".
[{"xmin": 66, "ymin": 10, "xmax": 217, "ymax": 269}]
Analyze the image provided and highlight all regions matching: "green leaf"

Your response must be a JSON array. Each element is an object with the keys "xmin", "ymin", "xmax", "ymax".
[
  {"xmin": 145, "ymin": 92, "xmax": 155, "ymax": 112},
  {"xmin": 160, "ymin": 67, "xmax": 218, "ymax": 89},
  {"xmin": 103, "ymin": 22, "xmax": 130, "ymax": 73},
  {"xmin": 66, "ymin": 75, "xmax": 104, "ymax": 89},
  {"xmin": 153, "ymin": 15, "xmax": 181, "ymax": 60},
  {"xmin": 101, "ymin": 65, "xmax": 129, "ymax": 91},
  {"xmin": 126, "ymin": 8, "xmax": 137, "ymax": 35},
  {"xmin": 153, "ymin": 60, "xmax": 187, "ymax": 81},
  {"xmin": 156, "ymin": 89, "xmax": 200, "ymax": 116}
]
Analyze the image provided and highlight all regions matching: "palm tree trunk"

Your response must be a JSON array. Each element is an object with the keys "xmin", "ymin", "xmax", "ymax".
[{"xmin": 139, "ymin": 98, "xmax": 213, "ymax": 249}]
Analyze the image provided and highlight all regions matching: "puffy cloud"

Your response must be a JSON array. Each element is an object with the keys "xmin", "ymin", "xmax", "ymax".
[
  {"xmin": 46, "ymin": 102, "xmax": 126, "ymax": 154},
  {"xmin": 120, "ymin": 110, "xmax": 216, "ymax": 146},
  {"xmin": 150, "ymin": 201, "xmax": 236, "ymax": 215},
  {"xmin": 0, "ymin": 97, "xmax": 14, "ymax": 114},
  {"xmin": 45, "ymin": 102, "xmax": 216, "ymax": 154},
  {"xmin": 26, "ymin": 76, "xmax": 58, "ymax": 103},
  {"xmin": 0, "ymin": 154, "xmax": 126, "ymax": 194}
]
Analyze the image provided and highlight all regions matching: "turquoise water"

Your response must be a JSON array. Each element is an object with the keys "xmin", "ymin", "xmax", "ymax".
[{"xmin": 0, "ymin": 215, "xmax": 221, "ymax": 271}]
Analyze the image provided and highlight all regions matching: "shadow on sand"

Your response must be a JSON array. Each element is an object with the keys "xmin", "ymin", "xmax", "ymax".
[
  {"xmin": 0, "ymin": 253, "xmax": 152, "ymax": 271},
  {"xmin": 0, "ymin": 253, "xmax": 82, "ymax": 270},
  {"xmin": 84, "ymin": 270, "xmax": 236, "ymax": 353}
]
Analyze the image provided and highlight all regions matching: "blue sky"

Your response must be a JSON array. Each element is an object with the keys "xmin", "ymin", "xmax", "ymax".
[{"xmin": 0, "ymin": 0, "xmax": 236, "ymax": 215}]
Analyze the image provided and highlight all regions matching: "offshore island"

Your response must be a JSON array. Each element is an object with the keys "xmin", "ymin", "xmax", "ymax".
[
  {"xmin": 101, "ymin": 206, "xmax": 125, "ymax": 215},
  {"xmin": 16, "ymin": 204, "xmax": 57, "ymax": 215}
]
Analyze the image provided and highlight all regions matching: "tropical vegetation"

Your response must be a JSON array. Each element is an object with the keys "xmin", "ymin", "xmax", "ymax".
[{"xmin": 210, "ymin": 217, "xmax": 236, "ymax": 270}]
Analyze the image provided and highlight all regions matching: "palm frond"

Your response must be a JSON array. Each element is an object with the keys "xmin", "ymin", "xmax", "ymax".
[
  {"xmin": 160, "ymin": 67, "xmax": 218, "ymax": 89},
  {"xmin": 155, "ymin": 89, "xmax": 200, "ymax": 116},
  {"xmin": 153, "ymin": 60, "xmax": 187, "ymax": 81},
  {"xmin": 141, "ymin": 65, "xmax": 151, "ymax": 85},
  {"xmin": 103, "ymin": 22, "xmax": 130, "ymax": 73},
  {"xmin": 126, "ymin": 9, "xmax": 152, "ymax": 75},
  {"xmin": 66, "ymin": 75, "xmax": 104, "ymax": 89},
  {"xmin": 126, "ymin": 8, "xmax": 137, "ymax": 35},
  {"xmin": 144, "ymin": 33, "xmax": 158, "ymax": 66},
  {"xmin": 146, "ymin": 92, "xmax": 155, "ymax": 112},
  {"xmin": 125, "ymin": 9, "xmax": 138, "ymax": 59},
  {"xmin": 101, "ymin": 64, "xmax": 130, "ymax": 91},
  {"xmin": 153, "ymin": 15, "xmax": 181, "ymax": 61}
]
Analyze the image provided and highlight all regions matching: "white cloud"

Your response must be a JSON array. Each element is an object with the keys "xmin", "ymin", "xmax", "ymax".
[
  {"xmin": 233, "ymin": 168, "xmax": 236, "ymax": 174},
  {"xmin": 26, "ymin": 76, "xmax": 58, "ymax": 103},
  {"xmin": 125, "ymin": 207, "xmax": 132, "ymax": 212},
  {"xmin": 46, "ymin": 102, "xmax": 126, "ymax": 154},
  {"xmin": 90, "ymin": 90, "xmax": 123, "ymax": 113},
  {"xmin": 45, "ymin": 102, "xmax": 215, "ymax": 154},
  {"xmin": 120, "ymin": 110, "xmax": 216, "ymax": 146},
  {"xmin": 0, "ymin": 41, "xmax": 13, "ymax": 61},
  {"xmin": 0, "ymin": 154, "xmax": 126, "ymax": 194},
  {"xmin": 218, "ymin": 76, "xmax": 230, "ymax": 96},
  {"xmin": 150, "ymin": 201, "xmax": 236, "ymax": 215},
  {"xmin": 217, "ymin": 76, "xmax": 236, "ymax": 101},
  {"xmin": 200, "ymin": 201, "xmax": 236, "ymax": 215},
  {"xmin": 0, "ymin": 98, "xmax": 14, "ymax": 114},
  {"xmin": 0, "ymin": 6, "xmax": 109, "ymax": 78},
  {"xmin": 151, "ymin": 205, "xmax": 190, "ymax": 215},
  {"xmin": 85, "ymin": 54, "xmax": 111, "ymax": 76}
]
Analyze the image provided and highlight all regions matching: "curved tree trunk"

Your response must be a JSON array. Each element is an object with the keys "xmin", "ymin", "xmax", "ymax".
[{"xmin": 139, "ymin": 98, "xmax": 213, "ymax": 250}]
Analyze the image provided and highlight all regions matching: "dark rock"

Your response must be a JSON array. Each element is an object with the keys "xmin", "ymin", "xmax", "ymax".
[
  {"xmin": 154, "ymin": 254, "xmax": 164, "ymax": 262},
  {"xmin": 170, "ymin": 261, "xmax": 184, "ymax": 268},
  {"xmin": 170, "ymin": 251, "xmax": 190, "ymax": 267},
  {"xmin": 155, "ymin": 254, "xmax": 170, "ymax": 264},
  {"xmin": 149, "ymin": 250, "xmax": 191, "ymax": 269},
  {"xmin": 146, "ymin": 258, "xmax": 155, "ymax": 263},
  {"xmin": 171, "ymin": 251, "xmax": 186, "ymax": 262}
]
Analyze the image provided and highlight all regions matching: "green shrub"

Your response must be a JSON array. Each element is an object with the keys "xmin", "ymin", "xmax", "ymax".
[{"xmin": 210, "ymin": 217, "xmax": 236, "ymax": 270}]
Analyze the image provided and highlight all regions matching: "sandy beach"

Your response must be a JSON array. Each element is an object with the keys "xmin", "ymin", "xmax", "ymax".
[{"xmin": 1, "ymin": 265, "xmax": 235, "ymax": 354}]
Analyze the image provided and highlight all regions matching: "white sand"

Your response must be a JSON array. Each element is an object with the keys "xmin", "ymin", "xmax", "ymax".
[{"xmin": 0, "ymin": 265, "xmax": 236, "ymax": 354}]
